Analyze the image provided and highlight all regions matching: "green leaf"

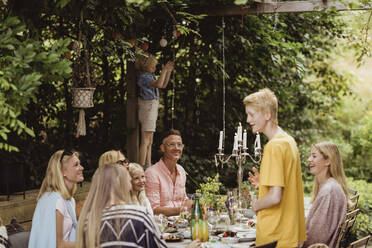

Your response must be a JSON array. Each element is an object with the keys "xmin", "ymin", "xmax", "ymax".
[
  {"xmin": 56, "ymin": 0, "xmax": 71, "ymax": 8},
  {"xmin": 24, "ymin": 127, "xmax": 35, "ymax": 137},
  {"xmin": 234, "ymin": 0, "xmax": 249, "ymax": 4},
  {"xmin": 0, "ymin": 132, "xmax": 7, "ymax": 141}
]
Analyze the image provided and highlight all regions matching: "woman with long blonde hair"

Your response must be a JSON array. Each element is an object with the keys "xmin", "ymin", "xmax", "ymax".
[
  {"xmin": 75, "ymin": 150, "xmax": 128, "ymax": 218},
  {"xmin": 29, "ymin": 150, "xmax": 84, "ymax": 248},
  {"xmin": 128, "ymin": 163, "xmax": 153, "ymax": 215},
  {"xmin": 302, "ymin": 141, "xmax": 349, "ymax": 248},
  {"xmin": 76, "ymin": 163, "xmax": 201, "ymax": 248}
]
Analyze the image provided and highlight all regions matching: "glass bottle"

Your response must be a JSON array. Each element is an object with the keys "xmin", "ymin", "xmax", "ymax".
[
  {"xmin": 201, "ymin": 214, "xmax": 209, "ymax": 242},
  {"xmin": 192, "ymin": 216, "xmax": 201, "ymax": 240},
  {"xmin": 190, "ymin": 194, "xmax": 203, "ymax": 240}
]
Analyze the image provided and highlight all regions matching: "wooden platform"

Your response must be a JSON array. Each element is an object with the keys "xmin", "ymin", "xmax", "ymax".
[{"xmin": 0, "ymin": 182, "xmax": 90, "ymax": 230}]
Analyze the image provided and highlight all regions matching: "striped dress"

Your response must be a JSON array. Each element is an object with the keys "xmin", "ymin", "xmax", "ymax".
[{"xmin": 99, "ymin": 204, "xmax": 167, "ymax": 248}]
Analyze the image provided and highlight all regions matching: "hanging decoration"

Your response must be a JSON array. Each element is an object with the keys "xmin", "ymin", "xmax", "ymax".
[
  {"xmin": 71, "ymin": 10, "xmax": 96, "ymax": 138},
  {"xmin": 141, "ymin": 42, "xmax": 149, "ymax": 51},
  {"xmin": 173, "ymin": 29, "xmax": 181, "ymax": 38},
  {"xmin": 159, "ymin": 38, "xmax": 168, "ymax": 47},
  {"xmin": 72, "ymin": 87, "xmax": 95, "ymax": 137}
]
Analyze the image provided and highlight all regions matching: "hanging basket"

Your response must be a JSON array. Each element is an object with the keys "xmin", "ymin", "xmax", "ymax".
[
  {"xmin": 71, "ymin": 87, "xmax": 95, "ymax": 138},
  {"xmin": 72, "ymin": 87, "xmax": 96, "ymax": 109}
]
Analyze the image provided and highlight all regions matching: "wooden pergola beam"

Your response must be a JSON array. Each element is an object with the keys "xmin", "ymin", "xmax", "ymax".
[{"xmin": 193, "ymin": 1, "xmax": 372, "ymax": 15}]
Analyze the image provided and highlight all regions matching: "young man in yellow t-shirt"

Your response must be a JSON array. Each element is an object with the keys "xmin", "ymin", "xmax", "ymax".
[{"xmin": 244, "ymin": 88, "xmax": 306, "ymax": 248}]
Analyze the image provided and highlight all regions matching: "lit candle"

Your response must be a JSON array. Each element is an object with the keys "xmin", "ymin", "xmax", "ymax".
[
  {"xmin": 237, "ymin": 123, "xmax": 242, "ymax": 142},
  {"xmin": 218, "ymin": 130, "xmax": 223, "ymax": 150},
  {"xmin": 243, "ymin": 129, "xmax": 247, "ymax": 149},
  {"xmin": 233, "ymin": 133, "xmax": 238, "ymax": 151}
]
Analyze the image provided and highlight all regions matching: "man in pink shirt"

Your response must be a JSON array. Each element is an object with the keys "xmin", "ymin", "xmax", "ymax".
[{"xmin": 145, "ymin": 129, "xmax": 193, "ymax": 216}]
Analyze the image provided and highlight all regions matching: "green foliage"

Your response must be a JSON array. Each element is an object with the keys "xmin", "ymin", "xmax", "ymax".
[
  {"xmin": 0, "ymin": 1, "xmax": 368, "ymax": 192},
  {"xmin": 347, "ymin": 178, "xmax": 372, "ymax": 240},
  {"xmin": 349, "ymin": 112, "xmax": 372, "ymax": 180},
  {"xmin": 196, "ymin": 174, "xmax": 227, "ymax": 211},
  {"xmin": 0, "ymin": 16, "xmax": 71, "ymax": 152},
  {"xmin": 304, "ymin": 91, "xmax": 372, "ymax": 182},
  {"xmin": 241, "ymin": 180, "xmax": 257, "ymax": 194},
  {"xmin": 339, "ymin": 12, "xmax": 372, "ymax": 64}
]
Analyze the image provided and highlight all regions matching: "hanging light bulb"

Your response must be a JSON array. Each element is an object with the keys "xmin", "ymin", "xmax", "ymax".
[{"xmin": 159, "ymin": 38, "xmax": 168, "ymax": 47}]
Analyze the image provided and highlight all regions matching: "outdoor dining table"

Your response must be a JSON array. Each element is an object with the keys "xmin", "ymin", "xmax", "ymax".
[
  {"xmin": 162, "ymin": 196, "xmax": 312, "ymax": 248},
  {"xmin": 166, "ymin": 239, "xmax": 255, "ymax": 248},
  {"xmin": 164, "ymin": 224, "xmax": 256, "ymax": 248}
]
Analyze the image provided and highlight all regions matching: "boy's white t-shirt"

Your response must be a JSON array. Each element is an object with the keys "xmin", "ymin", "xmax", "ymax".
[{"xmin": 56, "ymin": 197, "xmax": 76, "ymax": 241}]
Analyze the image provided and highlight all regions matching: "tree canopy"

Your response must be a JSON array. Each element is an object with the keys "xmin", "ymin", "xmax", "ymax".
[
  {"xmin": 1, "ymin": 0, "xmax": 371, "ymax": 239},
  {"xmin": 0, "ymin": 0, "xmax": 370, "ymax": 185}
]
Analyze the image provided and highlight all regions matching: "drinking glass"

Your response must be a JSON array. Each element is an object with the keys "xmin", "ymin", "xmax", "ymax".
[
  {"xmin": 207, "ymin": 209, "xmax": 218, "ymax": 233},
  {"xmin": 218, "ymin": 211, "xmax": 231, "ymax": 231},
  {"xmin": 154, "ymin": 214, "xmax": 168, "ymax": 233},
  {"xmin": 180, "ymin": 205, "xmax": 189, "ymax": 220}
]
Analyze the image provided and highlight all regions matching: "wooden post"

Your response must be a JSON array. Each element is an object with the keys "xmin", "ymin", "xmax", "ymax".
[{"xmin": 126, "ymin": 60, "xmax": 139, "ymax": 163}]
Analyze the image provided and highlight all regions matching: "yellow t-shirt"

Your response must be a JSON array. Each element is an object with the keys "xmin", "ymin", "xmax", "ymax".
[{"xmin": 255, "ymin": 133, "xmax": 306, "ymax": 248}]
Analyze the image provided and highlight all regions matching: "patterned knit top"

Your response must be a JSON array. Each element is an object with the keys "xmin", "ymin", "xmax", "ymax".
[{"xmin": 99, "ymin": 204, "xmax": 167, "ymax": 248}]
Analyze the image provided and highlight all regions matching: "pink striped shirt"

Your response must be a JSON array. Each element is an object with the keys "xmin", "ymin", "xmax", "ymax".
[{"xmin": 145, "ymin": 159, "xmax": 187, "ymax": 210}]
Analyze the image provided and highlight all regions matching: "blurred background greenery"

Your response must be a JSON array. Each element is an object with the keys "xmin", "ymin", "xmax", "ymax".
[{"xmin": 0, "ymin": 0, "xmax": 370, "ymax": 240}]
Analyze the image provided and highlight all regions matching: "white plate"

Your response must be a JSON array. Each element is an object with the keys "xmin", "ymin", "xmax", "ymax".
[
  {"xmin": 167, "ymin": 216, "xmax": 179, "ymax": 221},
  {"xmin": 236, "ymin": 232, "xmax": 256, "ymax": 239},
  {"xmin": 218, "ymin": 236, "xmax": 239, "ymax": 244},
  {"xmin": 231, "ymin": 226, "xmax": 255, "ymax": 232}
]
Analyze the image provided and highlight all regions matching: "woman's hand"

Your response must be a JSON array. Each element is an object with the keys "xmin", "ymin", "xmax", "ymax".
[
  {"xmin": 248, "ymin": 167, "xmax": 259, "ymax": 189},
  {"xmin": 186, "ymin": 239, "xmax": 202, "ymax": 248}
]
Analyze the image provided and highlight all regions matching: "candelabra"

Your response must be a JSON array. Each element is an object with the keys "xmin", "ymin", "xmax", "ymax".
[{"xmin": 215, "ymin": 123, "xmax": 262, "ymax": 200}]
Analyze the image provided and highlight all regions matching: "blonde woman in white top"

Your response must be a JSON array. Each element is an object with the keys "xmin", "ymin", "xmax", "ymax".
[
  {"xmin": 29, "ymin": 150, "xmax": 84, "ymax": 248},
  {"xmin": 128, "ymin": 163, "xmax": 154, "ymax": 215}
]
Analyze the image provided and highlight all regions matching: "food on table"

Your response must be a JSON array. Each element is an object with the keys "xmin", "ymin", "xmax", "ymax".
[
  {"xmin": 163, "ymin": 234, "xmax": 182, "ymax": 241},
  {"xmin": 222, "ymin": 230, "xmax": 237, "ymax": 237},
  {"xmin": 248, "ymin": 220, "xmax": 256, "ymax": 227}
]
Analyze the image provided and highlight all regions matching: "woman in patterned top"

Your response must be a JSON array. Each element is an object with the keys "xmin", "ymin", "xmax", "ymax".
[{"xmin": 76, "ymin": 163, "xmax": 200, "ymax": 248}]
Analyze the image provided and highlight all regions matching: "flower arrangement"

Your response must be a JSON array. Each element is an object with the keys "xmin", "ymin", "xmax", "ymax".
[{"xmin": 196, "ymin": 174, "xmax": 227, "ymax": 212}]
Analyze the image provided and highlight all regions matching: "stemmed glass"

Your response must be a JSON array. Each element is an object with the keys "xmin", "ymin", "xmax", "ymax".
[
  {"xmin": 207, "ymin": 209, "xmax": 218, "ymax": 233},
  {"xmin": 218, "ymin": 211, "xmax": 231, "ymax": 232},
  {"xmin": 154, "ymin": 214, "xmax": 168, "ymax": 233}
]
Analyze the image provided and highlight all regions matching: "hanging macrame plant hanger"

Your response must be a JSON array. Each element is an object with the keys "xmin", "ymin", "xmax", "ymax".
[{"xmin": 71, "ymin": 11, "xmax": 95, "ymax": 138}]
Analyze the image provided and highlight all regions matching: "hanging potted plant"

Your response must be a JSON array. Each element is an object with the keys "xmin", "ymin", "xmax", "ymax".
[{"xmin": 71, "ymin": 35, "xmax": 96, "ymax": 137}]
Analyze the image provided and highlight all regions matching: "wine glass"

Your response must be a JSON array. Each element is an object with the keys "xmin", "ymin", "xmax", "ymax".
[
  {"xmin": 154, "ymin": 214, "xmax": 168, "ymax": 233},
  {"xmin": 180, "ymin": 205, "xmax": 188, "ymax": 219},
  {"xmin": 218, "ymin": 211, "xmax": 231, "ymax": 232},
  {"xmin": 178, "ymin": 205, "xmax": 189, "ymax": 229},
  {"xmin": 207, "ymin": 209, "xmax": 218, "ymax": 233}
]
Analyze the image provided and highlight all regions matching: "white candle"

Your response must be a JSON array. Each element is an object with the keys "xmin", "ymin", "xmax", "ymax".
[
  {"xmin": 256, "ymin": 132, "xmax": 261, "ymax": 150},
  {"xmin": 218, "ymin": 131, "xmax": 223, "ymax": 150},
  {"xmin": 233, "ymin": 133, "xmax": 238, "ymax": 151},
  {"xmin": 243, "ymin": 129, "xmax": 247, "ymax": 149},
  {"xmin": 237, "ymin": 123, "xmax": 242, "ymax": 141}
]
